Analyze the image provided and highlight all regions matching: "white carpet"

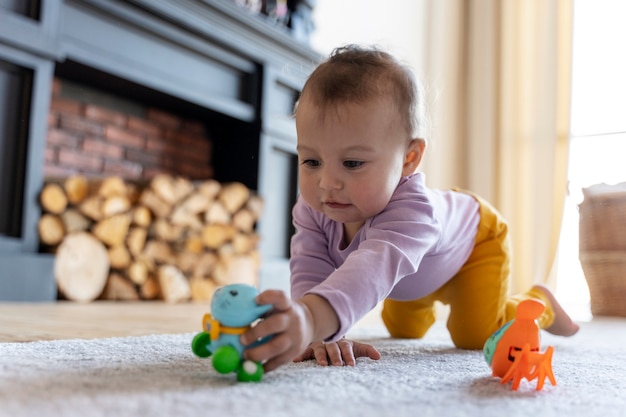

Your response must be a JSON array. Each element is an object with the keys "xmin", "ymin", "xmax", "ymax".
[{"xmin": 1, "ymin": 318, "xmax": 624, "ymax": 417}]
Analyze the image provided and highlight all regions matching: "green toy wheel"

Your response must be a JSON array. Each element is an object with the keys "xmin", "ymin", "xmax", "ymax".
[
  {"xmin": 191, "ymin": 332, "xmax": 212, "ymax": 358},
  {"xmin": 237, "ymin": 360, "xmax": 264, "ymax": 382},
  {"xmin": 212, "ymin": 346, "xmax": 240, "ymax": 374}
]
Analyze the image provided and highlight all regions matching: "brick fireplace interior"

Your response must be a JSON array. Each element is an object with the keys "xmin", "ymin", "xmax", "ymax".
[
  {"xmin": 0, "ymin": 0, "xmax": 319, "ymax": 301},
  {"xmin": 47, "ymin": 76, "xmax": 215, "ymax": 181}
]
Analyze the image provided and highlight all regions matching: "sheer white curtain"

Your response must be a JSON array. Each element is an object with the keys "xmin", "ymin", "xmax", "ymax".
[{"xmin": 421, "ymin": 0, "xmax": 574, "ymax": 292}]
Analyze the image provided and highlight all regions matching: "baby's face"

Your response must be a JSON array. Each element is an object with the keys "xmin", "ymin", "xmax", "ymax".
[{"xmin": 296, "ymin": 96, "xmax": 410, "ymax": 235}]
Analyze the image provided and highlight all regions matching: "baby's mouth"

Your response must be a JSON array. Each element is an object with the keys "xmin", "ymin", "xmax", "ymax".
[{"xmin": 324, "ymin": 201, "xmax": 351, "ymax": 209}]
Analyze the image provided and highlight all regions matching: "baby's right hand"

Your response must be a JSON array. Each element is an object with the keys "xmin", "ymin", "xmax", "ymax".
[{"xmin": 240, "ymin": 290, "xmax": 315, "ymax": 373}]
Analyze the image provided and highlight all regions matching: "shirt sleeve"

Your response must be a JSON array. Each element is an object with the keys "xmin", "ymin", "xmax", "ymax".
[
  {"xmin": 289, "ymin": 199, "xmax": 337, "ymax": 300},
  {"xmin": 289, "ymin": 190, "xmax": 441, "ymax": 342}
]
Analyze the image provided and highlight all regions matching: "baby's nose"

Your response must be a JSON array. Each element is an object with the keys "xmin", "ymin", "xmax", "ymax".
[{"xmin": 319, "ymin": 169, "xmax": 342, "ymax": 190}]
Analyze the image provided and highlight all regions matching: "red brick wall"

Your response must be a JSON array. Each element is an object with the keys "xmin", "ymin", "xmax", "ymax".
[{"xmin": 45, "ymin": 78, "xmax": 214, "ymax": 180}]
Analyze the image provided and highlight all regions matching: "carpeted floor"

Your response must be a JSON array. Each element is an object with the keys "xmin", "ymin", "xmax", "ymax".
[{"xmin": 0, "ymin": 317, "xmax": 624, "ymax": 417}]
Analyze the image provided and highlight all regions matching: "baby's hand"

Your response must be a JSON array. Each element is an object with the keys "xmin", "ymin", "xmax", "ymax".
[
  {"xmin": 294, "ymin": 339, "xmax": 381, "ymax": 366},
  {"xmin": 240, "ymin": 290, "xmax": 316, "ymax": 373}
]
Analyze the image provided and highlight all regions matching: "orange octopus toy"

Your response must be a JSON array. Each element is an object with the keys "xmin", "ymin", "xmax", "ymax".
[{"xmin": 483, "ymin": 299, "xmax": 557, "ymax": 391}]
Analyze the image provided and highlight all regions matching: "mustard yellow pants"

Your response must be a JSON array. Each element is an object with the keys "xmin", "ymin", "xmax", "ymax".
[{"xmin": 381, "ymin": 191, "xmax": 555, "ymax": 349}]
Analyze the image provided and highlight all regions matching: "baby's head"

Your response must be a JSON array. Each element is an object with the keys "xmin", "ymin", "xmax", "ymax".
[
  {"xmin": 295, "ymin": 44, "xmax": 426, "ymax": 141},
  {"xmin": 294, "ymin": 46, "xmax": 428, "ymax": 236}
]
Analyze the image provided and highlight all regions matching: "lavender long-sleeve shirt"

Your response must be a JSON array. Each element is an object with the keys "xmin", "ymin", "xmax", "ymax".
[{"xmin": 289, "ymin": 173, "xmax": 481, "ymax": 341}]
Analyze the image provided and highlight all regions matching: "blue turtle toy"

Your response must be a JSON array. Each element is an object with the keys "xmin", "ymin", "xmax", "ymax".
[{"xmin": 191, "ymin": 284, "xmax": 272, "ymax": 382}]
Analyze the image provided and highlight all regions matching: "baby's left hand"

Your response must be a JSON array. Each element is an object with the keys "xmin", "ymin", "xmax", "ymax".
[{"xmin": 293, "ymin": 338, "xmax": 381, "ymax": 366}]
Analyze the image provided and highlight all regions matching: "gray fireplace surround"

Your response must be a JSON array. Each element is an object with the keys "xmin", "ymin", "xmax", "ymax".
[{"xmin": 0, "ymin": 0, "xmax": 319, "ymax": 300}]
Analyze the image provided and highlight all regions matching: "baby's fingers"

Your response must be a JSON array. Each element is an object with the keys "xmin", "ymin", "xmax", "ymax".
[
  {"xmin": 255, "ymin": 289, "xmax": 292, "ymax": 311},
  {"xmin": 241, "ymin": 309, "xmax": 288, "ymax": 346},
  {"xmin": 244, "ymin": 330, "xmax": 291, "ymax": 369},
  {"xmin": 321, "ymin": 342, "xmax": 344, "ymax": 366},
  {"xmin": 338, "ymin": 339, "xmax": 357, "ymax": 366},
  {"xmin": 293, "ymin": 345, "xmax": 314, "ymax": 363},
  {"xmin": 352, "ymin": 341, "xmax": 382, "ymax": 361}
]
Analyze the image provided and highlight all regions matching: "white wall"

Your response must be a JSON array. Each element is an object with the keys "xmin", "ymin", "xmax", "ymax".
[
  {"xmin": 310, "ymin": 0, "xmax": 427, "ymax": 82},
  {"xmin": 308, "ymin": 1, "xmax": 449, "ymax": 182}
]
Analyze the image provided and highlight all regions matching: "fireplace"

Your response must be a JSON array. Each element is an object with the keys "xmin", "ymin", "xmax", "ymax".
[{"xmin": 0, "ymin": 0, "xmax": 319, "ymax": 300}]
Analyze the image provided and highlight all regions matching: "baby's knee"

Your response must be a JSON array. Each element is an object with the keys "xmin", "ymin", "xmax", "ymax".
[
  {"xmin": 448, "ymin": 323, "xmax": 496, "ymax": 349},
  {"xmin": 385, "ymin": 322, "xmax": 431, "ymax": 339},
  {"xmin": 381, "ymin": 306, "xmax": 435, "ymax": 339}
]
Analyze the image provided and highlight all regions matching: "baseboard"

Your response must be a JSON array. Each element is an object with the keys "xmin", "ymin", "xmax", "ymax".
[{"xmin": 0, "ymin": 252, "xmax": 56, "ymax": 301}]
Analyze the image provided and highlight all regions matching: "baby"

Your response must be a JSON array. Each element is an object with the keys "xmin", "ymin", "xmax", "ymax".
[{"xmin": 241, "ymin": 44, "xmax": 579, "ymax": 372}]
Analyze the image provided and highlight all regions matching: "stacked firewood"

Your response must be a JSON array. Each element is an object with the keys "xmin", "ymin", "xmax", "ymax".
[{"xmin": 38, "ymin": 174, "xmax": 262, "ymax": 303}]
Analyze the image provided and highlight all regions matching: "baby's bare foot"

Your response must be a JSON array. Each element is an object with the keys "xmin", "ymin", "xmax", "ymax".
[{"xmin": 534, "ymin": 284, "xmax": 580, "ymax": 336}]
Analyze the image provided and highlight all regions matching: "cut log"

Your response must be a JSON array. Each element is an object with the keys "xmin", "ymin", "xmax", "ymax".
[
  {"xmin": 150, "ymin": 174, "xmax": 178, "ymax": 205},
  {"xmin": 246, "ymin": 195, "xmax": 264, "ymax": 221},
  {"xmin": 102, "ymin": 273, "xmax": 139, "ymax": 301},
  {"xmin": 92, "ymin": 213, "xmax": 131, "ymax": 247},
  {"xmin": 172, "ymin": 176, "xmax": 194, "ymax": 202},
  {"xmin": 219, "ymin": 182, "xmax": 250, "ymax": 214},
  {"xmin": 125, "ymin": 182, "xmax": 141, "ymax": 205},
  {"xmin": 202, "ymin": 223, "xmax": 236, "ymax": 249},
  {"xmin": 232, "ymin": 232, "xmax": 259, "ymax": 255},
  {"xmin": 60, "ymin": 208, "xmax": 91, "ymax": 234},
  {"xmin": 64, "ymin": 175, "xmax": 89, "ymax": 204},
  {"xmin": 184, "ymin": 235, "xmax": 204, "ymax": 254},
  {"xmin": 178, "ymin": 192, "xmax": 211, "ymax": 214},
  {"xmin": 128, "ymin": 261, "xmax": 149, "ymax": 285},
  {"xmin": 40, "ymin": 183, "xmax": 68, "ymax": 214},
  {"xmin": 79, "ymin": 195, "xmax": 104, "ymax": 221},
  {"xmin": 38, "ymin": 214, "xmax": 65, "ymax": 245},
  {"xmin": 98, "ymin": 176, "xmax": 128, "ymax": 198},
  {"xmin": 140, "ymin": 277, "xmax": 160, "ymax": 300},
  {"xmin": 170, "ymin": 204, "xmax": 204, "ymax": 230},
  {"xmin": 190, "ymin": 277, "xmax": 217, "ymax": 302},
  {"xmin": 158, "ymin": 265, "xmax": 191, "ymax": 303},
  {"xmin": 108, "ymin": 245, "xmax": 132, "ymax": 269},
  {"xmin": 139, "ymin": 189, "xmax": 171, "ymax": 218},
  {"xmin": 192, "ymin": 252, "xmax": 218, "ymax": 278},
  {"xmin": 54, "ymin": 232, "xmax": 110, "ymax": 302},
  {"xmin": 102, "ymin": 195, "xmax": 131, "ymax": 218},
  {"xmin": 232, "ymin": 208, "xmax": 256, "ymax": 233},
  {"xmin": 132, "ymin": 205, "xmax": 152, "ymax": 227},
  {"xmin": 176, "ymin": 251, "xmax": 200, "ymax": 274},
  {"xmin": 153, "ymin": 218, "xmax": 184, "ymax": 242},
  {"xmin": 197, "ymin": 179, "xmax": 221, "ymax": 200},
  {"xmin": 217, "ymin": 243, "xmax": 235, "ymax": 259},
  {"xmin": 204, "ymin": 201, "xmax": 231, "ymax": 224},
  {"xmin": 142, "ymin": 240, "xmax": 174, "ymax": 265},
  {"xmin": 126, "ymin": 227, "xmax": 147, "ymax": 257},
  {"xmin": 212, "ymin": 254, "xmax": 259, "ymax": 287}
]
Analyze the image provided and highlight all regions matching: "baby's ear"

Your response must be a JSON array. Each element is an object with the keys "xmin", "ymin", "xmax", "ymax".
[{"xmin": 402, "ymin": 139, "xmax": 426, "ymax": 175}]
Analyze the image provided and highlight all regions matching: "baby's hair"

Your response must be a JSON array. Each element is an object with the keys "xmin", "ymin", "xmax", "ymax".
[{"xmin": 296, "ymin": 44, "xmax": 425, "ymax": 139}]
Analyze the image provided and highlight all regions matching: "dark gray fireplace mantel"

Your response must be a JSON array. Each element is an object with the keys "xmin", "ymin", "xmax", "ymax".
[{"xmin": 0, "ymin": 0, "xmax": 320, "ymax": 300}]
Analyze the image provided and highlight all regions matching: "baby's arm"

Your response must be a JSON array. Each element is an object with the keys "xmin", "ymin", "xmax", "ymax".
[{"xmin": 240, "ymin": 290, "xmax": 339, "ymax": 372}]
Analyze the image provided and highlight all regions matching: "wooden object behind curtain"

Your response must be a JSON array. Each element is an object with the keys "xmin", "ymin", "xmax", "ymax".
[{"xmin": 421, "ymin": 0, "xmax": 573, "ymax": 293}]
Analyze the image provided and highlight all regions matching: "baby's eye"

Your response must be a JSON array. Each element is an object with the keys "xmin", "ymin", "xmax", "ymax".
[
  {"xmin": 343, "ymin": 160, "xmax": 364, "ymax": 169},
  {"xmin": 301, "ymin": 159, "xmax": 320, "ymax": 168}
]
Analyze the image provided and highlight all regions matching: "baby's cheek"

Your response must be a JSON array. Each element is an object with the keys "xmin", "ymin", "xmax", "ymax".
[
  {"xmin": 298, "ymin": 180, "xmax": 319, "ymax": 207},
  {"xmin": 354, "ymin": 185, "xmax": 393, "ymax": 216}
]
